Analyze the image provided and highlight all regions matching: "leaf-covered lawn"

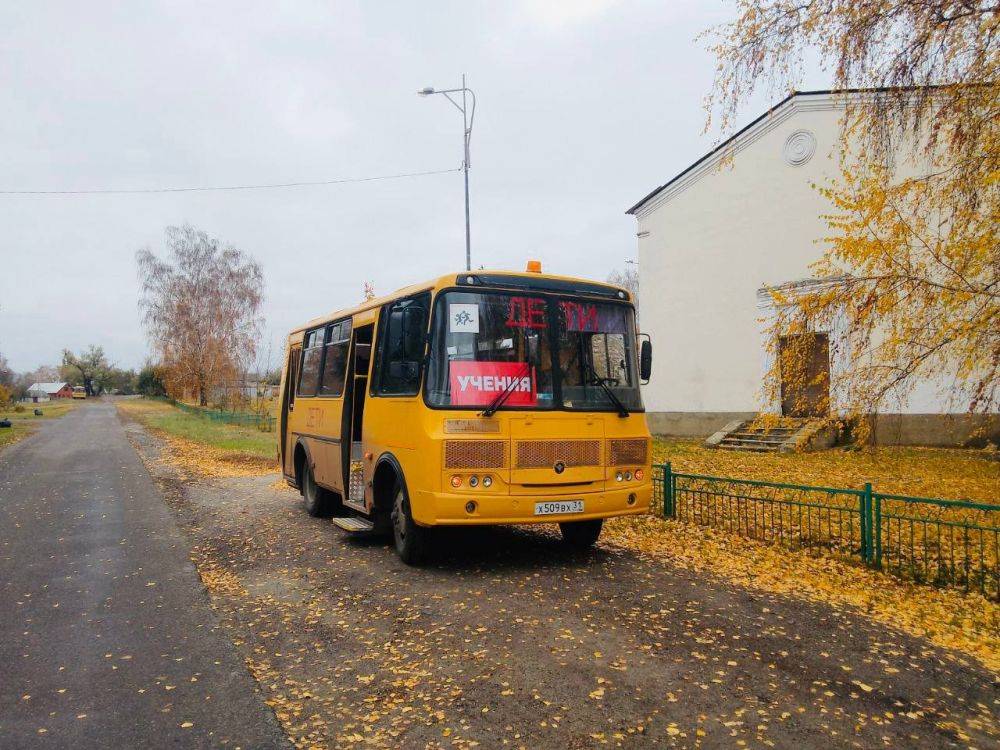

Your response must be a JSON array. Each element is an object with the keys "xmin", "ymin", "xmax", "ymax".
[
  {"xmin": 117, "ymin": 399, "xmax": 277, "ymax": 475},
  {"xmin": 654, "ymin": 438, "xmax": 999, "ymax": 503}
]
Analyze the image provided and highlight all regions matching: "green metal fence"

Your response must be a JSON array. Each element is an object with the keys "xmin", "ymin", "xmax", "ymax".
[
  {"xmin": 654, "ymin": 462, "xmax": 999, "ymax": 599},
  {"xmin": 158, "ymin": 397, "xmax": 276, "ymax": 432}
]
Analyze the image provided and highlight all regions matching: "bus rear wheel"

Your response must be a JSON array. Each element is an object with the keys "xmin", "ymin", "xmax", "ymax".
[
  {"xmin": 559, "ymin": 519, "xmax": 603, "ymax": 548},
  {"xmin": 391, "ymin": 482, "xmax": 427, "ymax": 565},
  {"xmin": 302, "ymin": 462, "xmax": 335, "ymax": 517}
]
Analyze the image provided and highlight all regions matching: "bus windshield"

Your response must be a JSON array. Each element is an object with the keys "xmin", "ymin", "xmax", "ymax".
[{"xmin": 425, "ymin": 290, "xmax": 642, "ymax": 412}]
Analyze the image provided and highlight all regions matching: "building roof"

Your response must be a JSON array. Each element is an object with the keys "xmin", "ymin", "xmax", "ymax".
[
  {"xmin": 624, "ymin": 87, "xmax": 921, "ymax": 216},
  {"xmin": 28, "ymin": 382, "xmax": 69, "ymax": 393}
]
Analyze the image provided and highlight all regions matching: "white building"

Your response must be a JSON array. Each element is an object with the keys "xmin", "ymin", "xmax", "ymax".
[{"xmin": 628, "ymin": 89, "xmax": 994, "ymax": 446}]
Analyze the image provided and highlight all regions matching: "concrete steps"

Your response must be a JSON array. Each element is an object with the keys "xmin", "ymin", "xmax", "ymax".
[{"xmin": 705, "ymin": 419, "xmax": 837, "ymax": 453}]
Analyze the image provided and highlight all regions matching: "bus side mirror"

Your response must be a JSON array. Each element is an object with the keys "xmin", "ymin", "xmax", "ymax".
[{"xmin": 639, "ymin": 338, "xmax": 652, "ymax": 383}]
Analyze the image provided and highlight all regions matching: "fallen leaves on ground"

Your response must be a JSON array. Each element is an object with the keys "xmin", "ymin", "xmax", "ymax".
[
  {"xmin": 152, "ymin": 431, "xmax": 277, "ymax": 478},
  {"xmin": 602, "ymin": 515, "xmax": 1000, "ymax": 673},
  {"xmin": 127, "ymin": 421, "xmax": 1000, "ymax": 749}
]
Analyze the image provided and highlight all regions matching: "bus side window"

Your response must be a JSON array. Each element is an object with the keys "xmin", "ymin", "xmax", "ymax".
[
  {"xmin": 320, "ymin": 319, "xmax": 352, "ymax": 396},
  {"xmin": 297, "ymin": 329, "xmax": 324, "ymax": 396},
  {"xmin": 374, "ymin": 294, "xmax": 429, "ymax": 396}
]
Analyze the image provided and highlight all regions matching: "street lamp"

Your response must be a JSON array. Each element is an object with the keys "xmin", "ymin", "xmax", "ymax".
[{"xmin": 418, "ymin": 74, "xmax": 476, "ymax": 271}]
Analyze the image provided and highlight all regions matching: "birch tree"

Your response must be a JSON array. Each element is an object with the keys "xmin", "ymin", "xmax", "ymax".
[{"xmin": 137, "ymin": 225, "xmax": 264, "ymax": 406}]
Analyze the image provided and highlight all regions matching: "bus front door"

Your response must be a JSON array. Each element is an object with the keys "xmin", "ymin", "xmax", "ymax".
[
  {"xmin": 281, "ymin": 345, "xmax": 300, "ymax": 478},
  {"xmin": 344, "ymin": 324, "xmax": 374, "ymax": 510}
]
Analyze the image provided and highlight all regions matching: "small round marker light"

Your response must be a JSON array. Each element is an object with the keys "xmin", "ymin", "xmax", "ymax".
[
  {"xmin": 450, "ymin": 475, "xmax": 463, "ymax": 488},
  {"xmin": 465, "ymin": 501, "xmax": 477, "ymax": 514},
  {"xmin": 634, "ymin": 469, "xmax": 644, "ymax": 481},
  {"xmin": 469, "ymin": 475, "xmax": 479, "ymax": 488},
  {"xmin": 482, "ymin": 475, "xmax": 492, "ymax": 488},
  {"xmin": 615, "ymin": 471, "xmax": 624, "ymax": 482},
  {"xmin": 624, "ymin": 471, "xmax": 633, "ymax": 481}
]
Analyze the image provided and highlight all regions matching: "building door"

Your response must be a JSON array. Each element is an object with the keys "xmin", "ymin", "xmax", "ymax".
[{"xmin": 779, "ymin": 333, "xmax": 830, "ymax": 418}]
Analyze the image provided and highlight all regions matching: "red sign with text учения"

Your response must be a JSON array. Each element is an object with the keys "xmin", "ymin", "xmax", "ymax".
[{"xmin": 449, "ymin": 361, "xmax": 537, "ymax": 406}]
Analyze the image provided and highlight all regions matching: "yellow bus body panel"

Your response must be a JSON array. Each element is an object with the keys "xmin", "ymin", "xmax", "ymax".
[{"xmin": 278, "ymin": 271, "xmax": 652, "ymax": 527}]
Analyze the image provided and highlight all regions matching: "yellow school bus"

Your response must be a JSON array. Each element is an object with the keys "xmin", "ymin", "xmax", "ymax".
[
  {"xmin": 72, "ymin": 386, "xmax": 87, "ymax": 399},
  {"xmin": 277, "ymin": 264, "xmax": 653, "ymax": 564}
]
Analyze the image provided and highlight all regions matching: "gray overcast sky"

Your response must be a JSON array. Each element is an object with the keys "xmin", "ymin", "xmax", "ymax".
[{"xmin": 0, "ymin": 0, "xmax": 821, "ymax": 373}]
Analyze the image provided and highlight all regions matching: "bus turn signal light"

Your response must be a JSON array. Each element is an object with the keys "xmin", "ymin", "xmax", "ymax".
[
  {"xmin": 526, "ymin": 260, "xmax": 542, "ymax": 273},
  {"xmin": 450, "ymin": 475, "xmax": 463, "ymax": 488}
]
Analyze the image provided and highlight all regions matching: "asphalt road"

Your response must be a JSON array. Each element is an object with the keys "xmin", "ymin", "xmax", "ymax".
[{"xmin": 0, "ymin": 402, "xmax": 288, "ymax": 748}]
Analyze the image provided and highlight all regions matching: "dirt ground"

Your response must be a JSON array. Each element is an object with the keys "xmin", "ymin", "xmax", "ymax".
[{"xmin": 121, "ymin": 418, "xmax": 999, "ymax": 749}]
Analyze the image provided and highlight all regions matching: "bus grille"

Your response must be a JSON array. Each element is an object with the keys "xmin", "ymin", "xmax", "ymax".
[
  {"xmin": 515, "ymin": 440, "xmax": 601, "ymax": 469},
  {"xmin": 608, "ymin": 438, "xmax": 649, "ymax": 466},
  {"xmin": 444, "ymin": 440, "xmax": 507, "ymax": 469}
]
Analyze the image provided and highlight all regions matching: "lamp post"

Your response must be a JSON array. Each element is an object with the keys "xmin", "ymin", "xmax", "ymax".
[{"xmin": 418, "ymin": 74, "xmax": 476, "ymax": 271}]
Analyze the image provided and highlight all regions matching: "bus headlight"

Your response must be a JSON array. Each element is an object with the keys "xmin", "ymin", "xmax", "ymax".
[
  {"xmin": 482, "ymin": 475, "xmax": 492, "ymax": 488},
  {"xmin": 615, "ymin": 471, "xmax": 623, "ymax": 482},
  {"xmin": 469, "ymin": 475, "xmax": 479, "ymax": 488},
  {"xmin": 624, "ymin": 471, "xmax": 632, "ymax": 481}
]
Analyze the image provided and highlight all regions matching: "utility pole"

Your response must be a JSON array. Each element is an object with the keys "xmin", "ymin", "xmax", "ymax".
[{"xmin": 418, "ymin": 75, "xmax": 477, "ymax": 271}]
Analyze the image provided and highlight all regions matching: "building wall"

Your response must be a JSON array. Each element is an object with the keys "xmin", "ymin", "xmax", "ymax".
[{"xmin": 634, "ymin": 93, "xmax": 962, "ymax": 439}]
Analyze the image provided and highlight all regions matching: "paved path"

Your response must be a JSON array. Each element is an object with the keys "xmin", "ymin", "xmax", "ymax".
[{"xmin": 0, "ymin": 402, "xmax": 287, "ymax": 748}]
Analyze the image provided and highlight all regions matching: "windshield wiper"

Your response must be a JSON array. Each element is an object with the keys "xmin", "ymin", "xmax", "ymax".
[
  {"xmin": 480, "ymin": 363, "xmax": 531, "ymax": 417},
  {"xmin": 586, "ymin": 365, "xmax": 630, "ymax": 418}
]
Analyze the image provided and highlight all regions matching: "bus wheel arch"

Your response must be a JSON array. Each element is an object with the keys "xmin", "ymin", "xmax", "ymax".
[
  {"xmin": 373, "ymin": 454, "xmax": 428, "ymax": 564},
  {"xmin": 293, "ymin": 440, "xmax": 311, "ymax": 489},
  {"xmin": 371, "ymin": 454, "xmax": 404, "ymax": 517}
]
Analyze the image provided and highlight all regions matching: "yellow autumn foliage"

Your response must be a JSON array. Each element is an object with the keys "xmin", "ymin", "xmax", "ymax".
[{"xmin": 706, "ymin": 2, "xmax": 999, "ymax": 426}]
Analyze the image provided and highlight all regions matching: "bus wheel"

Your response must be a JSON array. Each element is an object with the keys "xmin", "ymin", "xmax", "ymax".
[
  {"xmin": 391, "ymin": 481, "xmax": 426, "ymax": 565},
  {"xmin": 302, "ymin": 462, "xmax": 333, "ymax": 517},
  {"xmin": 559, "ymin": 519, "xmax": 603, "ymax": 548}
]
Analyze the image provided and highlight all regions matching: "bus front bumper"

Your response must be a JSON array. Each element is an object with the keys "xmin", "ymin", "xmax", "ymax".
[{"xmin": 412, "ymin": 484, "xmax": 652, "ymax": 526}]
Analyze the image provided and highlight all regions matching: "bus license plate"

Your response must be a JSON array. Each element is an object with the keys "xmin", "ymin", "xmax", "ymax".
[{"xmin": 534, "ymin": 500, "xmax": 584, "ymax": 516}]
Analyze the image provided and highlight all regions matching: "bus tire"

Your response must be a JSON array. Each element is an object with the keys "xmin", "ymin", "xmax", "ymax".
[
  {"xmin": 391, "ymin": 479, "xmax": 427, "ymax": 565},
  {"xmin": 302, "ymin": 462, "xmax": 334, "ymax": 517},
  {"xmin": 559, "ymin": 519, "xmax": 603, "ymax": 548}
]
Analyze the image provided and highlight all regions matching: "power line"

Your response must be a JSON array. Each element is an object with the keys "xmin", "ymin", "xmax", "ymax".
[{"xmin": 0, "ymin": 166, "xmax": 462, "ymax": 195}]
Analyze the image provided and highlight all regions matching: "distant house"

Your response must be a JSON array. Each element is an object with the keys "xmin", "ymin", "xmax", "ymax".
[
  {"xmin": 26, "ymin": 382, "xmax": 73, "ymax": 401},
  {"xmin": 211, "ymin": 379, "xmax": 275, "ymax": 402}
]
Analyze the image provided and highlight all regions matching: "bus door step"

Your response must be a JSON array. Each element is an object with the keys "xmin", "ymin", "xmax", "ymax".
[{"xmin": 331, "ymin": 516, "xmax": 375, "ymax": 533}]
